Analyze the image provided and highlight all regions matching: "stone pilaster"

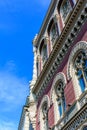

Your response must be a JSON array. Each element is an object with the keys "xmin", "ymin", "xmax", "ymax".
[
  {"xmin": 31, "ymin": 46, "xmax": 37, "ymax": 86},
  {"xmin": 24, "ymin": 110, "xmax": 29, "ymax": 130},
  {"xmin": 54, "ymin": 9, "xmax": 61, "ymax": 35}
]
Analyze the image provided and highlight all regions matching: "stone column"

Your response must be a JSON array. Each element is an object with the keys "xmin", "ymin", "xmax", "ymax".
[
  {"xmin": 32, "ymin": 46, "xmax": 37, "ymax": 85},
  {"xmin": 45, "ymin": 37, "xmax": 50, "ymax": 56},
  {"xmin": 54, "ymin": 9, "xmax": 61, "ymax": 35},
  {"xmin": 29, "ymin": 80, "xmax": 36, "ymax": 130}
]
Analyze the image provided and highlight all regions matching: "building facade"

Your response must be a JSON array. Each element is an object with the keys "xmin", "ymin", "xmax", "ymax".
[{"xmin": 18, "ymin": 0, "xmax": 87, "ymax": 130}]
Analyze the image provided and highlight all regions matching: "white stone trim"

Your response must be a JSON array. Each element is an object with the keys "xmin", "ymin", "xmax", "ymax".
[
  {"xmin": 51, "ymin": 72, "xmax": 67, "ymax": 103},
  {"xmin": 34, "ymin": 1, "xmax": 87, "ymax": 100},
  {"xmin": 50, "ymin": 72, "xmax": 67, "ymax": 124},
  {"xmin": 80, "ymin": 123, "xmax": 87, "ymax": 130},
  {"xmin": 67, "ymin": 41, "xmax": 87, "ymax": 80},
  {"xmin": 67, "ymin": 41, "xmax": 87, "ymax": 99},
  {"xmin": 38, "ymin": 95, "xmax": 50, "ymax": 123}
]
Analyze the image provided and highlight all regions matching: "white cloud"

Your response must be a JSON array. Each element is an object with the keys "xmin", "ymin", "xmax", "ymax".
[
  {"xmin": 0, "ymin": 120, "xmax": 16, "ymax": 130},
  {"xmin": 0, "ymin": 60, "xmax": 28, "ymax": 129},
  {"xmin": 0, "ymin": 60, "xmax": 28, "ymax": 112},
  {"xmin": 39, "ymin": 0, "xmax": 51, "ymax": 7},
  {"xmin": 36, "ymin": 0, "xmax": 51, "ymax": 8}
]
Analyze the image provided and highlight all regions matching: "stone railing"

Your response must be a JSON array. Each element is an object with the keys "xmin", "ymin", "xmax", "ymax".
[
  {"xmin": 79, "ymin": 90, "xmax": 87, "ymax": 108},
  {"xmin": 52, "ymin": 90, "xmax": 87, "ymax": 130}
]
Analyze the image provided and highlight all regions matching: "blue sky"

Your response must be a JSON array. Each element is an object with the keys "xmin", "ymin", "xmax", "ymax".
[{"xmin": 0, "ymin": 0, "xmax": 51, "ymax": 129}]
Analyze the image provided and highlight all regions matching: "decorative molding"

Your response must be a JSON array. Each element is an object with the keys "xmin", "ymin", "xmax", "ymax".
[
  {"xmin": 33, "ymin": 0, "xmax": 87, "ymax": 100},
  {"xmin": 35, "ymin": 0, "xmax": 58, "ymax": 46},
  {"xmin": 38, "ymin": 95, "xmax": 50, "ymax": 123},
  {"xmin": 67, "ymin": 41, "xmax": 87, "ymax": 80},
  {"xmin": 80, "ymin": 123, "xmax": 87, "ymax": 130},
  {"xmin": 63, "ymin": 105, "xmax": 87, "ymax": 130},
  {"xmin": 50, "ymin": 72, "xmax": 67, "ymax": 104},
  {"xmin": 52, "ymin": 91, "xmax": 87, "ymax": 130}
]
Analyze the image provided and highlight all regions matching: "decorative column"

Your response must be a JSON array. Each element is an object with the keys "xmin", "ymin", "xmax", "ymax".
[
  {"xmin": 37, "ymin": 54, "xmax": 41, "ymax": 76},
  {"xmin": 45, "ymin": 36, "xmax": 50, "ymax": 57},
  {"xmin": 54, "ymin": 8, "xmax": 63, "ymax": 34},
  {"xmin": 31, "ymin": 46, "xmax": 37, "ymax": 86},
  {"xmin": 54, "ymin": 11, "xmax": 61, "ymax": 35}
]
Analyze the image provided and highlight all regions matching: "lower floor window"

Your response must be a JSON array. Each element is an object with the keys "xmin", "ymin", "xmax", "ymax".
[
  {"xmin": 83, "ymin": 126, "xmax": 87, "ymax": 130},
  {"xmin": 58, "ymin": 102, "xmax": 62, "ymax": 117}
]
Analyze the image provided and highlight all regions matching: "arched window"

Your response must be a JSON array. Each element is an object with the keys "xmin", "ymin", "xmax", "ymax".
[
  {"xmin": 55, "ymin": 80, "xmax": 66, "ymax": 117},
  {"xmin": 42, "ymin": 102, "xmax": 48, "ymax": 130},
  {"xmin": 36, "ymin": 59, "xmax": 39, "ymax": 77},
  {"xmin": 42, "ymin": 44, "xmax": 47, "ymax": 63},
  {"xmin": 48, "ymin": 19, "xmax": 59, "ymax": 48},
  {"xmin": 39, "ymin": 95, "xmax": 50, "ymax": 130},
  {"xmin": 49, "ymin": 23, "xmax": 58, "ymax": 44},
  {"xmin": 74, "ymin": 51, "xmax": 87, "ymax": 92},
  {"xmin": 67, "ymin": 42, "xmax": 87, "ymax": 98},
  {"xmin": 51, "ymin": 73, "xmax": 66, "ymax": 123},
  {"xmin": 40, "ymin": 39, "xmax": 48, "ymax": 66},
  {"xmin": 83, "ymin": 126, "xmax": 87, "ymax": 130},
  {"xmin": 58, "ymin": 0, "xmax": 72, "ymax": 23}
]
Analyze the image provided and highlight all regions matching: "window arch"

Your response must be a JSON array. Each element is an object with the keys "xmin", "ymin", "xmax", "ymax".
[
  {"xmin": 83, "ymin": 126, "xmax": 87, "ymax": 130},
  {"xmin": 39, "ymin": 95, "xmax": 50, "ymax": 130},
  {"xmin": 50, "ymin": 72, "xmax": 67, "ymax": 123},
  {"xmin": 36, "ymin": 55, "xmax": 40, "ymax": 77},
  {"xmin": 41, "ymin": 102, "xmax": 48, "ymax": 130},
  {"xmin": 48, "ymin": 18, "xmax": 59, "ymax": 49},
  {"xmin": 39, "ymin": 39, "xmax": 48, "ymax": 67},
  {"xmin": 55, "ymin": 80, "xmax": 66, "ymax": 117},
  {"xmin": 67, "ymin": 41, "xmax": 87, "ymax": 98},
  {"xmin": 74, "ymin": 51, "xmax": 87, "ymax": 92},
  {"xmin": 58, "ymin": 0, "xmax": 72, "ymax": 24}
]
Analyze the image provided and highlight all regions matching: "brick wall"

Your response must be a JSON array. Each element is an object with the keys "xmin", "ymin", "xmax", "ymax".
[{"xmin": 36, "ymin": 21, "xmax": 87, "ymax": 129}]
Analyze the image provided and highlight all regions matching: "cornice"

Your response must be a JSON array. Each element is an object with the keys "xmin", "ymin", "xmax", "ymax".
[
  {"xmin": 35, "ymin": 0, "xmax": 57, "ymax": 47},
  {"xmin": 32, "ymin": 0, "xmax": 87, "ymax": 99}
]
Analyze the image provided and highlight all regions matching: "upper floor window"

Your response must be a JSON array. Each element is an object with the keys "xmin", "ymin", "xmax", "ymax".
[
  {"xmin": 74, "ymin": 51, "xmax": 87, "ymax": 92},
  {"xmin": 40, "ymin": 39, "xmax": 48, "ymax": 66},
  {"xmin": 60, "ymin": 0, "xmax": 72, "ymax": 22},
  {"xmin": 36, "ymin": 59, "xmax": 39, "ymax": 77},
  {"xmin": 56, "ymin": 81, "xmax": 66, "ymax": 117},
  {"xmin": 48, "ymin": 19, "xmax": 59, "ymax": 48},
  {"xmin": 50, "ymin": 23, "xmax": 58, "ymax": 44},
  {"xmin": 42, "ymin": 44, "xmax": 47, "ymax": 63}
]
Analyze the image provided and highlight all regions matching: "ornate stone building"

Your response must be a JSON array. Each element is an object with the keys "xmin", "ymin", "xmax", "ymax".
[{"xmin": 18, "ymin": 0, "xmax": 87, "ymax": 130}]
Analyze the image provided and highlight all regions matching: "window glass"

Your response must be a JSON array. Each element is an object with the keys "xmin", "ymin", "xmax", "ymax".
[
  {"xmin": 42, "ymin": 102, "xmax": 48, "ymax": 130},
  {"xmin": 42, "ymin": 44, "xmax": 47, "ymax": 63},
  {"xmin": 60, "ymin": 0, "xmax": 71, "ymax": 22},
  {"xmin": 50, "ymin": 23, "xmax": 58, "ymax": 45},
  {"xmin": 83, "ymin": 126, "xmax": 87, "ymax": 130},
  {"xmin": 58, "ymin": 101, "xmax": 62, "ymax": 117},
  {"xmin": 29, "ymin": 123, "xmax": 34, "ymax": 130},
  {"xmin": 56, "ymin": 81, "xmax": 66, "ymax": 117},
  {"xmin": 74, "ymin": 52, "xmax": 87, "ymax": 92}
]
